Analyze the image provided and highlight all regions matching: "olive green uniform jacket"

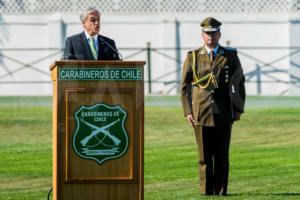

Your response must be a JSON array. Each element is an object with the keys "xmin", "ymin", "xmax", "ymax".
[{"xmin": 181, "ymin": 45, "xmax": 246, "ymax": 126}]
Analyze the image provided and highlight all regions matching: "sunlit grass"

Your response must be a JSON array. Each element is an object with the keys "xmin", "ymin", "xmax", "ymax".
[{"xmin": 0, "ymin": 104, "xmax": 300, "ymax": 199}]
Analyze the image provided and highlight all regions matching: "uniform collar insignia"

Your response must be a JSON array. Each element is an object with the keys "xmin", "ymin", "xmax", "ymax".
[{"xmin": 200, "ymin": 50, "xmax": 206, "ymax": 55}]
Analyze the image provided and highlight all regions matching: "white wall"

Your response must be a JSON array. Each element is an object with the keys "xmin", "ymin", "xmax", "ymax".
[
  {"xmin": 290, "ymin": 20, "xmax": 300, "ymax": 94},
  {"xmin": 0, "ymin": 13, "xmax": 299, "ymax": 96}
]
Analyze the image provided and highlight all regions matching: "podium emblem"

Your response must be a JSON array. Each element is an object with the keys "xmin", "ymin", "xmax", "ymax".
[{"xmin": 72, "ymin": 103, "xmax": 129, "ymax": 165}]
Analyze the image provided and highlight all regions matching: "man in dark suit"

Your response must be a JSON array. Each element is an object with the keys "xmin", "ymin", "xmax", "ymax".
[{"xmin": 63, "ymin": 8, "xmax": 120, "ymax": 60}]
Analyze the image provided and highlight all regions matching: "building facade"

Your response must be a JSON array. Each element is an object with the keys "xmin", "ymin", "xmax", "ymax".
[{"xmin": 0, "ymin": 0, "xmax": 299, "ymax": 95}]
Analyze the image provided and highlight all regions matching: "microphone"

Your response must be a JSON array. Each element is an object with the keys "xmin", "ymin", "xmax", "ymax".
[{"xmin": 99, "ymin": 37, "xmax": 123, "ymax": 60}]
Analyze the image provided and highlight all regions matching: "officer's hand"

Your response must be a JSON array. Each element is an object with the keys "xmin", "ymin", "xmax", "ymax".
[
  {"xmin": 187, "ymin": 114, "xmax": 195, "ymax": 128},
  {"xmin": 234, "ymin": 112, "xmax": 241, "ymax": 121}
]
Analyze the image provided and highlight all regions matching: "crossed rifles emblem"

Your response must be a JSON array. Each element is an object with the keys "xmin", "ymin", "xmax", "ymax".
[{"xmin": 80, "ymin": 119, "xmax": 121, "ymax": 147}]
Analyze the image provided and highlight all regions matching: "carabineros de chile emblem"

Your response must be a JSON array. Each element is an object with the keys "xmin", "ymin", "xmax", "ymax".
[{"xmin": 73, "ymin": 103, "xmax": 129, "ymax": 165}]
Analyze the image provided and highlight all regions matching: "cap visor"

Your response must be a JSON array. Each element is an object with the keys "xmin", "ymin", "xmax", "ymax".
[{"xmin": 202, "ymin": 27, "xmax": 220, "ymax": 32}]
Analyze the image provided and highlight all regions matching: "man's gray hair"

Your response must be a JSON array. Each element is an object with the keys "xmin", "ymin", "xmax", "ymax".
[{"xmin": 80, "ymin": 8, "xmax": 101, "ymax": 21}]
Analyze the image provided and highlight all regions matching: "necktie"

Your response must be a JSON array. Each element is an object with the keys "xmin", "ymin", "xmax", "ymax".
[
  {"xmin": 89, "ymin": 36, "xmax": 98, "ymax": 60},
  {"xmin": 210, "ymin": 51, "xmax": 214, "ymax": 63}
]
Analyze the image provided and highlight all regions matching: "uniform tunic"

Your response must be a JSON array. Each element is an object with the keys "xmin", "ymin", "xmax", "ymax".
[{"xmin": 181, "ymin": 45, "xmax": 245, "ymax": 126}]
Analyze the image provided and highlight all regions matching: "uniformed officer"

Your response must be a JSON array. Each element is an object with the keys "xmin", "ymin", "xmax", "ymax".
[{"xmin": 180, "ymin": 17, "xmax": 246, "ymax": 196}]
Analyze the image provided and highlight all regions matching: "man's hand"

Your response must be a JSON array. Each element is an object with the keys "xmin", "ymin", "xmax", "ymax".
[
  {"xmin": 187, "ymin": 114, "xmax": 195, "ymax": 128},
  {"xmin": 234, "ymin": 112, "xmax": 242, "ymax": 121}
]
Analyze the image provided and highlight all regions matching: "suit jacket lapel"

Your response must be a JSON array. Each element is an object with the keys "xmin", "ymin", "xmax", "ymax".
[
  {"xmin": 195, "ymin": 46, "xmax": 212, "ymax": 77},
  {"xmin": 212, "ymin": 46, "xmax": 226, "ymax": 69},
  {"xmin": 79, "ymin": 31, "xmax": 93, "ymax": 60},
  {"xmin": 198, "ymin": 46, "xmax": 210, "ymax": 64},
  {"xmin": 98, "ymin": 35, "xmax": 105, "ymax": 60}
]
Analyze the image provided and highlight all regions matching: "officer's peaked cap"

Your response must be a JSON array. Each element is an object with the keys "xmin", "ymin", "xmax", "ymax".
[{"xmin": 201, "ymin": 17, "xmax": 222, "ymax": 32}]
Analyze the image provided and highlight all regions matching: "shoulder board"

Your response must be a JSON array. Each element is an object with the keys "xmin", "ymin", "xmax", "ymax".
[
  {"xmin": 188, "ymin": 49, "xmax": 199, "ymax": 54},
  {"xmin": 224, "ymin": 46, "xmax": 237, "ymax": 51}
]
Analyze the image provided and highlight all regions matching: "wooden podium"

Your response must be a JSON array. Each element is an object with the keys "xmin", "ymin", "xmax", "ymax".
[{"xmin": 50, "ymin": 61, "xmax": 145, "ymax": 200}]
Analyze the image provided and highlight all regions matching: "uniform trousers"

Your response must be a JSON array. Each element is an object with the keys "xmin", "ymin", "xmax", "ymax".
[{"xmin": 194, "ymin": 124, "xmax": 232, "ymax": 195}]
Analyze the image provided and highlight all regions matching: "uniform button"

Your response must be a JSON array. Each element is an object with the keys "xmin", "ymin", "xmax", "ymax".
[
  {"xmin": 211, "ymin": 100, "xmax": 214, "ymax": 103},
  {"xmin": 211, "ymin": 90, "xmax": 214, "ymax": 93}
]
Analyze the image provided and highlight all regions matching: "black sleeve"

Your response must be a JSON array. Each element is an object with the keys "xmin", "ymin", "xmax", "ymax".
[
  {"xmin": 232, "ymin": 54, "xmax": 246, "ymax": 113},
  {"xmin": 63, "ymin": 37, "xmax": 77, "ymax": 60}
]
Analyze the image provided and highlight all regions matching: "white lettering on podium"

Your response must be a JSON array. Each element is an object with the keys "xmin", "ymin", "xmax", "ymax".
[
  {"xmin": 60, "ymin": 68, "xmax": 142, "ymax": 80},
  {"xmin": 121, "ymin": 69, "xmax": 141, "ymax": 79}
]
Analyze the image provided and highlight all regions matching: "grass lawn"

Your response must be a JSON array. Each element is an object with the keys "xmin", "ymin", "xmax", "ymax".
[{"xmin": 0, "ymin": 104, "xmax": 300, "ymax": 199}]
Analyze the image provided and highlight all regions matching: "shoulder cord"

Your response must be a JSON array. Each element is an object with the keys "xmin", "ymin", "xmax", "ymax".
[{"xmin": 191, "ymin": 50, "xmax": 218, "ymax": 89}]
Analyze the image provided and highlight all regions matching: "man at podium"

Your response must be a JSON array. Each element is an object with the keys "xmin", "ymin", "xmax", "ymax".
[{"xmin": 63, "ymin": 8, "xmax": 120, "ymax": 60}]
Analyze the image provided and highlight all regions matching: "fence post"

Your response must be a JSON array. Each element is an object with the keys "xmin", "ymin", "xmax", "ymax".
[
  {"xmin": 256, "ymin": 64, "xmax": 261, "ymax": 95},
  {"xmin": 175, "ymin": 19, "xmax": 181, "ymax": 93},
  {"xmin": 146, "ymin": 42, "xmax": 152, "ymax": 94}
]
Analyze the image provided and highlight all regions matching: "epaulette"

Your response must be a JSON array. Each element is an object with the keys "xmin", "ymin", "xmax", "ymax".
[
  {"xmin": 224, "ymin": 46, "xmax": 237, "ymax": 51},
  {"xmin": 188, "ymin": 49, "xmax": 198, "ymax": 54}
]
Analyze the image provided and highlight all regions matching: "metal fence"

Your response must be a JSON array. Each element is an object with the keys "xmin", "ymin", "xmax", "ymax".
[
  {"xmin": 143, "ymin": 45, "xmax": 300, "ymax": 95},
  {"xmin": 0, "ymin": 0, "xmax": 300, "ymax": 14},
  {"xmin": 0, "ymin": 45, "xmax": 299, "ymax": 95}
]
